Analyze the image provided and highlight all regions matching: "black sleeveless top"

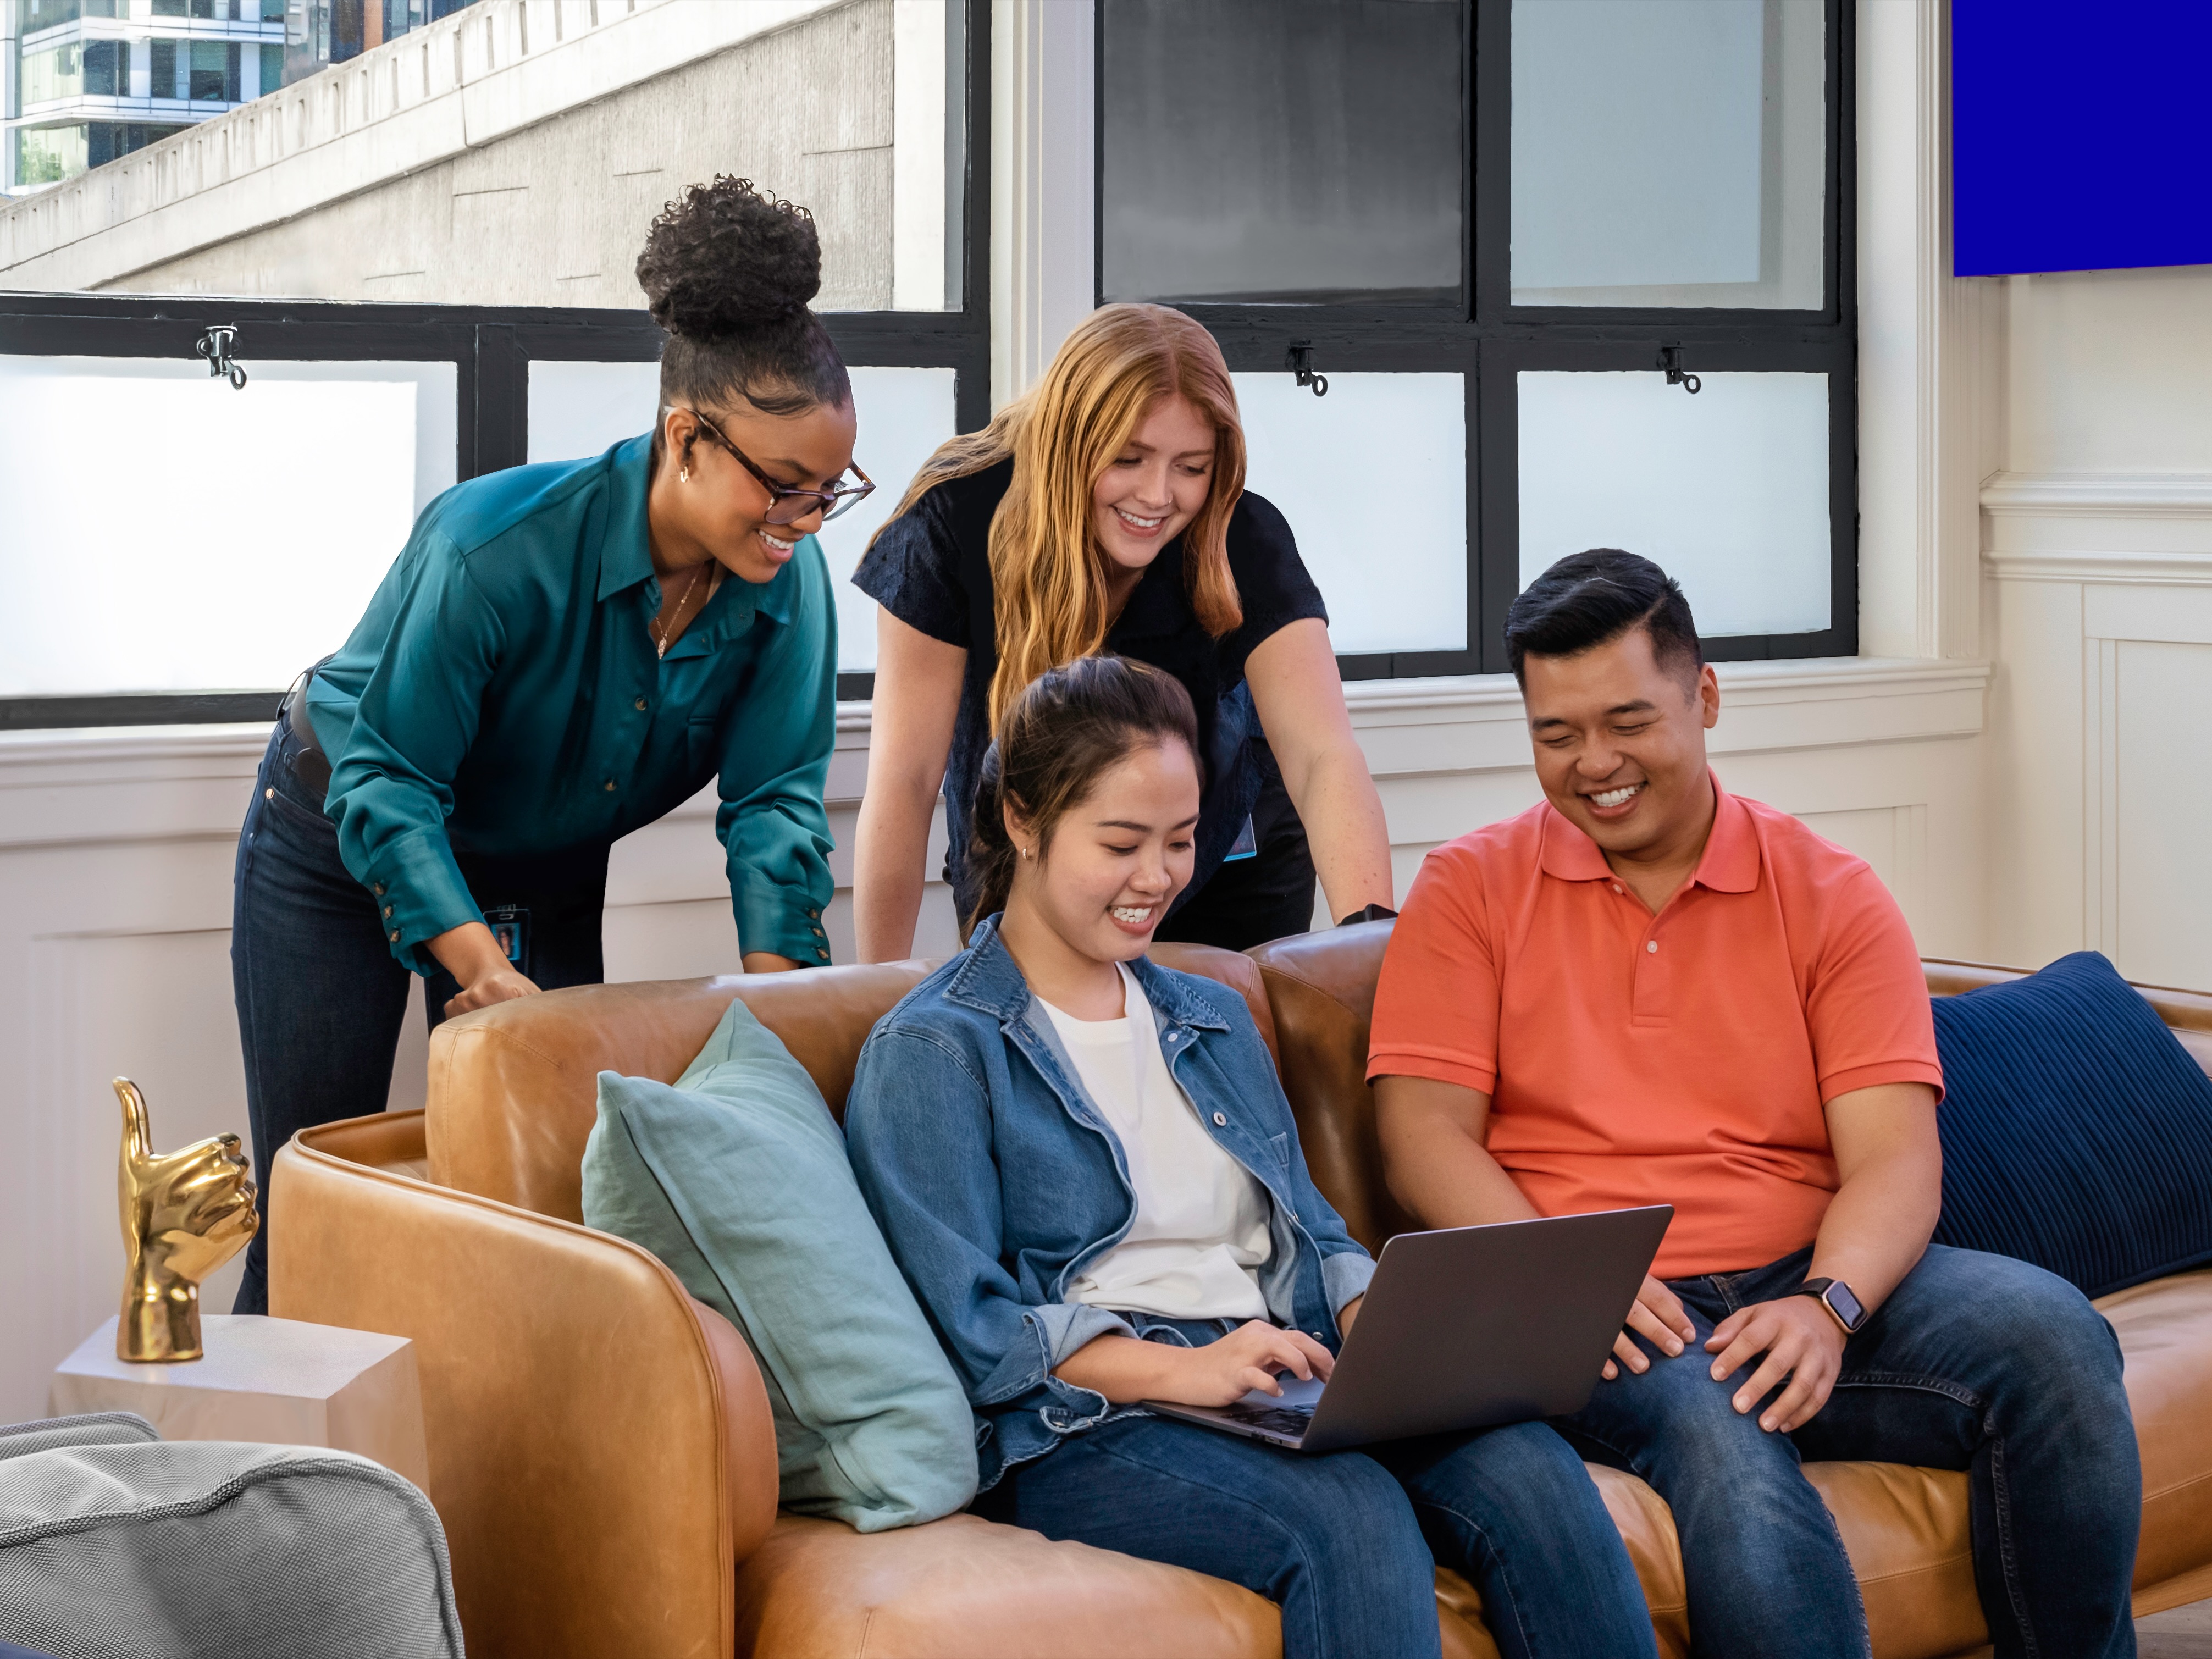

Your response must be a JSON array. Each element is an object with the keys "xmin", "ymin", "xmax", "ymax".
[{"xmin": 853, "ymin": 460, "xmax": 1329, "ymax": 922}]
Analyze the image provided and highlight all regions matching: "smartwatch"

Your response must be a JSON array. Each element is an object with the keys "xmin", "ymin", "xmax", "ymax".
[
  {"xmin": 1338, "ymin": 904, "xmax": 1398, "ymax": 927},
  {"xmin": 1792, "ymin": 1278, "xmax": 1867, "ymax": 1334}
]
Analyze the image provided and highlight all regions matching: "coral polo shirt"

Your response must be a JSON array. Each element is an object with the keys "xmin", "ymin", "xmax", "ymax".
[{"xmin": 1367, "ymin": 777, "xmax": 1943, "ymax": 1279}]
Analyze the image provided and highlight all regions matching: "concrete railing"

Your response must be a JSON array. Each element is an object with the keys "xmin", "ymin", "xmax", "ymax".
[{"xmin": 0, "ymin": 0, "xmax": 844, "ymax": 290}]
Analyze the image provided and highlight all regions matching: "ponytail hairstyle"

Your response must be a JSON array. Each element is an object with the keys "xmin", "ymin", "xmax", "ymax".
[
  {"xmin": 634, "ymin": 176, "xmax": 852, "ymax": 468},
  {"xmin": 874, "ymin": 304, "xmax": 1247, "ymax": 727},
  {"xmin": 965, "ymin": 655, "xmax": 1202, "ymax": 942}
]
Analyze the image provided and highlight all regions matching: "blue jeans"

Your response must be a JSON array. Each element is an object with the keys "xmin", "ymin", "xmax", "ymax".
[
  {"xmin": 1556, "ymin": 1242, "xmax": 2140, "ymax": 1659},
  {"xmin": 229, "ymin": 719, "xmax": 607, "ymax": 1314},
  {"xmin": 975, "ymin": 1401, "xmax": 1656, "ymax": 1659}
]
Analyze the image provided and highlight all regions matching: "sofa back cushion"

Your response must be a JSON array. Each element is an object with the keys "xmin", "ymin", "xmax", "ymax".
[
  {"xmin": 1246, "ymin": 921, "xmax": 1417, "ymax": 1254},
  {"xmin": 427, "ymin": 943, "xmax": 1273, "ymax": 1220},
  {"xmin": 583, "ymin": 996, "xmax": 978, "ymax": 1533},
  {"xmin": 1929, "ymin": 950, "xmax": 2212, "ymax": 1297}
]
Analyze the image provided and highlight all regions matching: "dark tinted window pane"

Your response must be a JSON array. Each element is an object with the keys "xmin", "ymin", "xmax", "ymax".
[
  {"xmin": 1099, "ymin": 0, "xmax": 1465, "ymax": 305},
  {"xmin": 150, "ymin": 40, "xmax": 178, "ymax": 96},
  {"xmin": 85, "ymin": 40, "xmax": 128, "ymax": 96}
]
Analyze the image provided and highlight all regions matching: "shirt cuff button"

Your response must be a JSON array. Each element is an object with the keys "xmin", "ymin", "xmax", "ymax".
[
  {"xmin": 1213, "ymin": 1112, "xmax": 1228, "ymax": 1126},
  {"xmin": 383, "ymin": 906, "xmax": 392, "ymax": 918}
]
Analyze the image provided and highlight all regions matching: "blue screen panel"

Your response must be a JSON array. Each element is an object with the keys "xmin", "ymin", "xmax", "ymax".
[{"xmin": 1953, "ymin": 0, "xmax": 2212, "ymax": 277}]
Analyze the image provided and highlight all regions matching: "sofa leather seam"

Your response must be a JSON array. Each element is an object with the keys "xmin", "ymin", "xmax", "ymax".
[
  {"xmin": 2142, "ymin": 1464, "xmax": 2212, "ymax": 1505},
  {"xmin": 1852, "ymin": 1550, "xmax": 1976, "ymax": 1584},
  {"xmin": 1254, "ymin": 961, "xmax": 1367, "ymax": 1019}
]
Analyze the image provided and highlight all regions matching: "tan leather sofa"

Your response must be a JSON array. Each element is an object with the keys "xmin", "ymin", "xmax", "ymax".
[{"xmin": 273, "ymin": 929, "xmax": 2212, "ymax": 1658}]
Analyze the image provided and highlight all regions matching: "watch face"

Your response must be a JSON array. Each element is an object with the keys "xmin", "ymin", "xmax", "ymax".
[{"xmin": 1826, "ymin": 1281, "xmax": 1866, "ymax": 1331}]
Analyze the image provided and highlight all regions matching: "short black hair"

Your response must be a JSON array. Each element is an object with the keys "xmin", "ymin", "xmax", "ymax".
[{"xmin": 1504, "ymin": 549, "xmax": 1703, "ymax": 688}]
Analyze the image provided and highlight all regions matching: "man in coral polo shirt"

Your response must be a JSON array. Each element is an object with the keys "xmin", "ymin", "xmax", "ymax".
[{"xmin": 1369, "ymin": 550, "xmax": 2141, "ymax": 1659}]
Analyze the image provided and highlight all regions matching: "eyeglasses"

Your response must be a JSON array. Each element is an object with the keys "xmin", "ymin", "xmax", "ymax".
[{"xmin": 674, "ymin": 406, "xmax": 876, "ymax": 525}]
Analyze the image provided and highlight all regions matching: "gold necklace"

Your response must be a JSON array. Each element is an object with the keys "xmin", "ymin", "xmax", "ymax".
[{"xmin": 651, "ymin": 562, "xmax": 709, "ymax": 659}]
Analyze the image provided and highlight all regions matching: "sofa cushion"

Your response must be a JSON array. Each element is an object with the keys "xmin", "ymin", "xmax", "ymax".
[
  {"xmin": 1930, "ymin": 950, "xmax": 2212, "ymax": 1297},
  {"xmin": 737, "ymin": 1512, "xmax": 1505, "ymax": 1659},
  {"xmin": 2099, "ymin": 1268, "xmax": 2212, "ymax": 1594},
  {"xmin": 583, "ymin": 996, "xmax": 977, "ymax": 1533}
]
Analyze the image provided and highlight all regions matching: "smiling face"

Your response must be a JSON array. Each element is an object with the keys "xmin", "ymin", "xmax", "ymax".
[
  {"xmin": 1007, "ymin": 737, "xmax": 1201, "ymax": 971},
  {"xmin": 659, "ymin": 394, "xmax": 859, "ymax": 584},
  {"xmin": 1521, "ymin": 622, "xmax": 1722, "ymax": 865},
  {"xmin": 1091, "ymin": 393, "xmax": 1217, "ymax": 583}
]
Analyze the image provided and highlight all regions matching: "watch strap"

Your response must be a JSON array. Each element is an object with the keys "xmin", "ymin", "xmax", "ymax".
[{"xmin": 1791, "ymin": 1278, "xmax": 1861, "ymax": 1333}]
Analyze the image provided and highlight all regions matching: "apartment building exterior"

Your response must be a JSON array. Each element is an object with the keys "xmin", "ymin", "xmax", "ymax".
[{"xmin": 2, "ymin": 0, "xmax": 471, "ymax": 196}]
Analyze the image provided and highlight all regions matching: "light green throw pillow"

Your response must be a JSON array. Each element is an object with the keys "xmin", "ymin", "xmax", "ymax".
[{"xmin": 580, "ymin": 996, "xmax": 977, "ymax": 1532}]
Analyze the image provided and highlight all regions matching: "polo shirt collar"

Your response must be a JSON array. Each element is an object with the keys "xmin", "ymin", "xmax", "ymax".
[{"xmin": 1537, "ymin": 770, "xmax": 1759, "ymax": 894}]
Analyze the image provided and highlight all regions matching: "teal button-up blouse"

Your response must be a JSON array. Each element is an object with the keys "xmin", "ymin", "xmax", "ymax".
[{"xmin": 303, "ymin": 433, "xmax": 837, "ymax": 974}]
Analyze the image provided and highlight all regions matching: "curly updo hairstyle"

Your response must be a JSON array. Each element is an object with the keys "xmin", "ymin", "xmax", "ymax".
[
  {"xmin": 635, "ymin": 176, "xmax": 852, "ymax": 451},
  {"xmin": 964, "ymin": 655, "xmax": 1202, "ymax": 941}
]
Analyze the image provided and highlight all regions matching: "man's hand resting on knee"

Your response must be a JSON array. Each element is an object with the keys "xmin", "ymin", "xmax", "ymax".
[
  {"xmin": 1704, "ymin": 1296, "xmax": 1846, "ymax": 1433},
  {"xmin": 1603, "ymin": 1275, "xmax": 1699, "ymax": 1380}
]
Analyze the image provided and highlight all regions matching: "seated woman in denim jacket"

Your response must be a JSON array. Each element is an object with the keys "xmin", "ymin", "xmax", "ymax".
[{"xmin": 844, "ymin": 655, "xmax": 1655, "ymax": 1659}]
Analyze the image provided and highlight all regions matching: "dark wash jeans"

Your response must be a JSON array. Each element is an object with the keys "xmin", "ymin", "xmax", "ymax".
[
  {"xmin": 229, "ymin": 720, "xmax": 607, "ymax": 1314},
  {"xmin": 975, "ymin": 1316, "xmax": 1657, "ymax": 1659},
  {"xmin": 1554, "ymin": 1242, "xmax": 2141, "ymax": 1659}
]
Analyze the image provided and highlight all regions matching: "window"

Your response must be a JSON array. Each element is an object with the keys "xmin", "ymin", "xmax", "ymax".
[
  {"xmin": 18, "ymin": 38, "xmax": 126, "ymax": 104},
  {"xmin": 189, "ymin": 42, "xmax": 241, "ymax": 102},
  {"xmin": 1096, "ymin": 0, "xmax": 1854, "ymax": 676},
  {"xmin": 0, "ymin": 0, "xmax": 989, "ymax": 727},
  {"xmin": 149, "ymin": 40, "xmax": 176, "ymax": 97}
]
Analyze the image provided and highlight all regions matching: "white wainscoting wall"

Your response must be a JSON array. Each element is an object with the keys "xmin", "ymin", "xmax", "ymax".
[
  {"xmin": 1984, "ymin": 472, "xmax": 2212, "ymax": 989},
  {"xmin": 0, "ymin": 660, "xmax": 1986, "ymax": 1423}
]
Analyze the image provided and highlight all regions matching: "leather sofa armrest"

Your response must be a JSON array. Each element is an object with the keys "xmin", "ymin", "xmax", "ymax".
[{"xmin": 273, "ymin": 1112, "xmax": 778, "ymax": 1659}]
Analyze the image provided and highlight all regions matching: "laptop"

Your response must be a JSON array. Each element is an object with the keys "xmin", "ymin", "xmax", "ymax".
[{"xmin": 1144, "ymin": 1205, "xmax": 1672, "ymax": 1453}]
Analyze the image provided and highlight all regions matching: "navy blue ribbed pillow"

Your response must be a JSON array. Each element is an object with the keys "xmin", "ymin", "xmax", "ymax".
[{"xmin": 1930, "ymin": 950, "xmax": 2212, "ymax": 1299}]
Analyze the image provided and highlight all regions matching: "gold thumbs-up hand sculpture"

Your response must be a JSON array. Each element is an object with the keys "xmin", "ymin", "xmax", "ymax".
[{"xmin": 116, "ymin": 1078, "xmax": 259, "ymax": 1363}]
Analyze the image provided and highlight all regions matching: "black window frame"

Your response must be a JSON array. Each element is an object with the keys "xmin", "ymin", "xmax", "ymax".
[
  {"xmin": 0, "ymin": 0, "xmax": 991, "ymax": 729},
  {"xmin": 1094, "ymin": 0, "xmax": 1857, "ymax": 680}
]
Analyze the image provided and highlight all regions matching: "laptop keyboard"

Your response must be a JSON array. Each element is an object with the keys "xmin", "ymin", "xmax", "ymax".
[{"xmin": 1216, "ymin": 1401, "xmax": 1317, "ymax": 1439}]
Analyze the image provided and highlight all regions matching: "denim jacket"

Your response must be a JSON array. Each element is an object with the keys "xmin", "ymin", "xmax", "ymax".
[{"xmin": 843, "ymin": 916, "xmax": 1376, "ymax": 1490}]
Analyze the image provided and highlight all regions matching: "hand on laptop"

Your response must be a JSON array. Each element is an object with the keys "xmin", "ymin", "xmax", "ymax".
[
  {"xmin": 1704, "ymin": 1296, "xmax": 1845, "ymax": 1434},
  {"xmin": 1176, "ymin": 1321, "xmax": 1338, "ymax": 1408},
  {"xmin": 1602, "ymin": 1274, "xmax": 1700, "ymax": 1380}
]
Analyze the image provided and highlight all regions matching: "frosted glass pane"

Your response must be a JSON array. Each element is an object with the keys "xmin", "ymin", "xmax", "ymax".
[
  {"xmin": 1517, "ymin": 372, "xmax": 1828, "ymax": 637},
  {"xmin": 0, "ymin": 356, "xmax": 455, "ymax": 697},
  {"xmin": 1511, "ymin": 0, "xmax": 1824, "ymax": 308},
  {"xmin": 1234, "ymin": 373, "xmax": 1466, "ymax": 654},
  {"xmin": 1102, "ymin": 0, "xmax": 1464, "ymax": 304},
  {"xmin": 527, "ymin": 361, "xmax": 958, "ymax": 676}
]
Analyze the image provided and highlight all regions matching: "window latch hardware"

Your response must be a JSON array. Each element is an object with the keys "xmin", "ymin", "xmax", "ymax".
[
  {"xmin": 195, "ymin": 325, "xmax": 248, "ymax": 390},
  {"xmin": 1657, "ymin": 345, "xmax": 1700, "ymax": 395},
  {"xmin": 1286, "ymin": 341, "xmax": 1328, "ymax": 398}
]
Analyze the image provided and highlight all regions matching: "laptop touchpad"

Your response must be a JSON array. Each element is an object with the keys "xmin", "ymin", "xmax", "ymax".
[{"xmin": 1239, "ymin": 1373, "xmax": 1326, "ymax": 1411}]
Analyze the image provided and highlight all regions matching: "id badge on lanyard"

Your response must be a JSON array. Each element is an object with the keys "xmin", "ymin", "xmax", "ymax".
[{"xmin": 481, "ymin": 906, "xmax": 530, "ymax": 976}]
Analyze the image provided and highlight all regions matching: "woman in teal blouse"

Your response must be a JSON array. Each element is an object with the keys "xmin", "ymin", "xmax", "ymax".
[{"xmin": 228, "ymin": 179, "xmax": 870, "ymax": 1313}]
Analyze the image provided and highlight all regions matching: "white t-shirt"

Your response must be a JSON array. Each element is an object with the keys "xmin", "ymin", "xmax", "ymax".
[{"xmin": 1041, "ymin": 963, "xmax": 1273, "ymax": 1322}]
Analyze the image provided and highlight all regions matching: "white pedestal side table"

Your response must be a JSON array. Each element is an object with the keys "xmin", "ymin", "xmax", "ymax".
[{"xmin": 49, "ymin": 1313, "xmax": 430, "ymax": 1492}]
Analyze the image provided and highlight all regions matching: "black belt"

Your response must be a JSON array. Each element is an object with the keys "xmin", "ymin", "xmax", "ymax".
[{"xmin": 279, "ymin": 666, "xmax": 333, "ymax": 798}]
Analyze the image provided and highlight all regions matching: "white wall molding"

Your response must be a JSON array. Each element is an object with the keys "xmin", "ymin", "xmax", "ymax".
[
  {"xmin": 1983, "ymin": 471, "xmax": 2212, "ymax": 580},
  {"xmin": 0, "ymin": 0, "xmax": 853, "ymax": 287},
  {"xmin": 1856, "ymin": 0, "xmax": 1989, "ymax": 662},
  {"xmin": 987, "ymin": 0, "xmax": 1093, "ymax": 410},
  {"xmin": 1982, "ymin": 471, "xmax": 2212, "ymax": 521}
]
